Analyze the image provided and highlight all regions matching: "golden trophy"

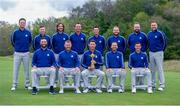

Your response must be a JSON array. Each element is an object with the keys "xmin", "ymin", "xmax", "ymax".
[{"xmin": 90, "ymin": 53, "xmax": 95, "ymax": 70}]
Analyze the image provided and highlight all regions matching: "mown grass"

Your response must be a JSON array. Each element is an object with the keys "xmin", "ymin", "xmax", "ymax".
[{"xmin": 0, "ymin": 56, "xmax": 179, "ymax": 105}]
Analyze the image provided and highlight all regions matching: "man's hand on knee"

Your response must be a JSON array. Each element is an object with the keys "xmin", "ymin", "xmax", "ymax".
[
  {"xmin": 75, "ymin": 67, "xmax": 80, "ymax": 72},
  {"xmin": 106, "ymin": 68, "xmax": 112, "ymax": 73},
  {"xmin": 59, "ymin": 67, "xmax": 64, "ymax": 72}
]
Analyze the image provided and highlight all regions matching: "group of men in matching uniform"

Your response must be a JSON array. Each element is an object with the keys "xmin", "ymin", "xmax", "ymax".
[{"xmin": 10, "ymin": 18, "xmax": 167, "ymax": 95}]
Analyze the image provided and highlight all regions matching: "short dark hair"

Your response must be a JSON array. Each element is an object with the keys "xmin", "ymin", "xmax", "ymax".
[
  {"xmin": 93, "ymin": 25, "xmax": 99, "ymax": 29},
  {"xmin": 56, "ymin": 23, "xmax": 64, "ymax": 32},
  {"xmin": 65, "ymin": 40, "xmax": 71, "ymax": 43},
  {"xmin": 74, "ymin": 22, "xmax": 81, "ymax": 27},
  {"xmin": 89, "ymin": 40, "xmax": 96, "ymax": 44},
  {"xmin": 111, "ymin": 42, "xmax": 118, "ymax": 46},
  {"xmin": 40, "ymin": 38, "xmax": 47, "ymax": 41},
  {"xmin": 39, "ymin": 25, "xmax": 45, "ymax": 28},
  {"xmin": 134, "ymin": 22, "xmax": 140, "ymax": 25},
  {"xmin": 19, "ymin": 18, "xmax": 26, "ymax": 23},
  {"xmin": 150, "ymin": 20, "xmax": 157, "ymax": 24},
  {"xmin": 135, "ymin": 42, "xmax": 141, "ymax": 45},
  {"xmin": 113, "ymin": 25, "xmax": 119, "ymax": 29}
]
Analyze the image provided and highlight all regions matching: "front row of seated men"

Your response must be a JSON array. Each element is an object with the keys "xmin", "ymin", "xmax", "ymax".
[{"xmin": 31, "ymin": 38, "xmax": 152, "ymax": 95}]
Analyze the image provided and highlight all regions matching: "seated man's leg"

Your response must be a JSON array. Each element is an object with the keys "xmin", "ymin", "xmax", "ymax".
[
  {"xmin": 143, "ymin": 68, "xmax": 153, "ymax": 93},
  {"xmin": 71, "ymin": 68, "xmax": 81, "ymax": 93},
  {"xmin": 71, "ymin": 68, "xmax": 81, "ymax": 89},
  {"xmin": 81, "ymin": 69, "xmax": 90, "ymax": 89},
  {"xmin": 44, "ymin": 68, "xmax": 56, "ymax": 86},
  {"xmin": 45, "ymin": 67, "xmax": 56, "ymax": 94},
  {"xmin": 106, "ymin": 69, "xmax": 114, "ymax": 90},
  {"xmin": 31, "ymin": 68, "xmax": 42, "ymax": 94},
  {"xmin": 58, "ymin": 68, "xmax": 65, "ymax": 89},
  {"xmin": 31, "ymin": 68, "xmax": 40, "ymax": 88},
  {"xmin": 94, "ymin": 69, "xmax": 105, "ymax": 89},
  {"xmin": 117, "ymin": 69, "xmax": 126, "ymax": 92},
  {"xmin": 131, "ymin": 68, "xmax": 137, "ymax": 93}
]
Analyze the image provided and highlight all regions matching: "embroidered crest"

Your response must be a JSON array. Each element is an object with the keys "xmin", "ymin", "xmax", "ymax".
[
  {"xmin": 99, "ymin": 40, "xmax": 102, "ymax": 43},
  {"xmin": 139, "ymin": 37, "xmax": 142, "ymax": 39},
  {"xmin": 117, "ymin": 56, "xmax": 120, "ymax": 59},
  {"xmin": 47, "ymin": 54, "xmax": 50, "ymax": 56},
  {"xmin": 141, "ymin": 57, "xmax": 143, "ymax": 59}
]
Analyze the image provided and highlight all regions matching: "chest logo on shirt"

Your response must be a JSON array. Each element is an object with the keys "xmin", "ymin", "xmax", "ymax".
[
  {"xmin": 47, "ymin": 54, "xmax": 50, "ymax": 56},
  {"xmin": 25, "ymin": 34, "xmax": 28, "ymax": 37},
  {"xmin": 118, "ymin": 40, "xmax": 120, "ymax": 43},
  {"xmin": 155, "ymin": 35, "xmax": 157, "ymax": 38},
  {"xmin": 63, "ymin": 38, "xmax": 66, "ymax": 40},
  {"xmin": 71, "ymin": 55, "xmax": 74, "ymax": 58},
  {"xmin": 139, "ymin": 37, "xmax": 142, "ymax": 40},
  {"xmin": 117, "ymin": 56, "xmax": 120, "ymax": 59},
  {"xmin": 81, "ymin": 38, "xmax": 84, "ymax": 40},
  {"xmin": 99, "ymin": 40, "xmax": 102, "ymax": 43},
  {"xmin": 141, "ymin": 57, "xmax": 143, "ymax": 60}
]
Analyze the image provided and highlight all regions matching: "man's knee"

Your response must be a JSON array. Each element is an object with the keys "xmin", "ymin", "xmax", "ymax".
[
  {"xmin": 58, "ymin": 71, "xmax": 64, "ymax": 76},
  {"xmin": 131, "ymin": 69, "xmax": 136, "ymax": 74},
  {"xmin": 99, "ymin": 71, "xmax": 105, "ymax": 77},
  {"xmin": 75, "ymin": 71, "xmax": 81, "ymax": 76},
  {"xmin": 81, "ymin": 69, "xmax": 88, "ymax": 76},
  {"xmin": 31, "ymin": 69, "xmax": 38, "ymax": 74}
]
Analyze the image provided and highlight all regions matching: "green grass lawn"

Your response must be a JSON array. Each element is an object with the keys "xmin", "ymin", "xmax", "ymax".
[{"xmin": 0, "ymin": 56, "xmax": 180, "ymax": 105}]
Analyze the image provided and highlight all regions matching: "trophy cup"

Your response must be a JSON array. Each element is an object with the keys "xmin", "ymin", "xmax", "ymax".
[{"xmin": 90, "ymin": 53, "xmax": 95, "ymax": 70}]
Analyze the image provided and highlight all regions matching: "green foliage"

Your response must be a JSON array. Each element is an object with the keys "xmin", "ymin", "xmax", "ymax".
[{"xmin": 0, "ymin": 0, "xmax": 179, "ymax": 59}]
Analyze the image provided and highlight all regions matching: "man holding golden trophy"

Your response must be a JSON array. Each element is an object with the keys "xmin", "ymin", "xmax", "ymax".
[{"xmin": 81, "ymin": 40, "xmax": 105, "ymax": 93}]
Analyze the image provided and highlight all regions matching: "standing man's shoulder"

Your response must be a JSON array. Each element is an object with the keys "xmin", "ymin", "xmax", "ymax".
[
  {"xmin": 119, "ymin": 35, "xmax": 126, "ymax": 40},
  {"xmin": 95, "ymin": 50, "xmax": 101, "ymax": 54},
  {"xmin": 128, "ymin": 32, "xmax": 134, "ymax": 37},
  {"xmin": 100, "ymin": 35, "xmax": 105, "ymax": 40},
  {"xmin": 70, "ymin": 32, "xmax": 75, "ymax": 37},
  {"xmin": 108, "ymin": 35, "xmax": 113, "ymax": 39},
  {"xmin": 140, "ymin": 31, "xmax": 146, "ymax": 36},
  {"xmin": 81, "ymin": 32, "xmax": 86, "ymax": 36},
  {"xmin": 105, "ymin": 51, "xmax": 111, "ymax": 55},
  {"xmin": 52, "ymin": 32, "xmax": 58, "ymax": 37},
  {"xmin": 72, "ymin": 50, "xmax": 78, "ymax": 55},
  {"xmin": 157, "ymin": 30, "xmax": 165, "ymax": 36},
  {"xmin": 129, "ymin": 52, "xmax": 136, "ymax": 57},
  {"xmin": 88, "ymin": 36, "xmax": 93, "ymax": 40},
  {"xmin": 34, "ymin": 34, "xmax": 40, "ymax": 39},
  {"xmin": 46, "ymin": 34, "xmax": 51, "ymax": 38},
  {"xmin": 24, "ymin": 29, "xmax": 32, "ymax": 35},
  {"xmin": 147, "ymin": 31, "xmax": 153, "ymax": 36},
  {"xmin": 83, "ymin": 50, "xmax": 89, "ymax": 55},
  {"xmin": 117, "ymin": 51, "xmax": 123, "ymax": 55},
  {"xmin": 48, "ymin": 49, "xmax": 54, "ymax": 54},
  {"xmin": 13, "ymin": 29, "xmax": 20, "ymax": 33},
  {"xmin": 34, "ymin": 48, "xmax": 41, "ymax": 54}
]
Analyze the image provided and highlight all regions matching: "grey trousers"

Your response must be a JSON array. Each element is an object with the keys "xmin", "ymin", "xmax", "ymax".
[
  {"xmin": 12, "ymin": 52, "xmax": 30, "ymax": 87},
  {"xmin": 31, "ymin": 67, "xmax": 56, "ymax": 87},
  {"xmin": 149, "ymin": 51, "xmax": 165, "ymax": 88},
  {"xmin": 54, "ymin": 53, "xmax": 59, "ymax": 82},
  {"xmin": 78, "ymin": 54, "xmax": 83, "ymax": 71},
  {"xmin": 131, "ymin": 68, "xmax": 152, "ymax": 89},
  {"xmin": 59, "ymin": 68, "xmax": 81, "ymax": 89},
  {"xmin": 106, "ymin": 68, "xmax": 126, "ymax": 90},
  {"xmin": 82, "ymin": 69, "xmax": 105, "ymax": 89}
]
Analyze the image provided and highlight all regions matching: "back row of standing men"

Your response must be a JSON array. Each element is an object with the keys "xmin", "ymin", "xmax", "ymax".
[{"xmin": 10, "ymin": 18, "xmax": 167, "ymax": 94}]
